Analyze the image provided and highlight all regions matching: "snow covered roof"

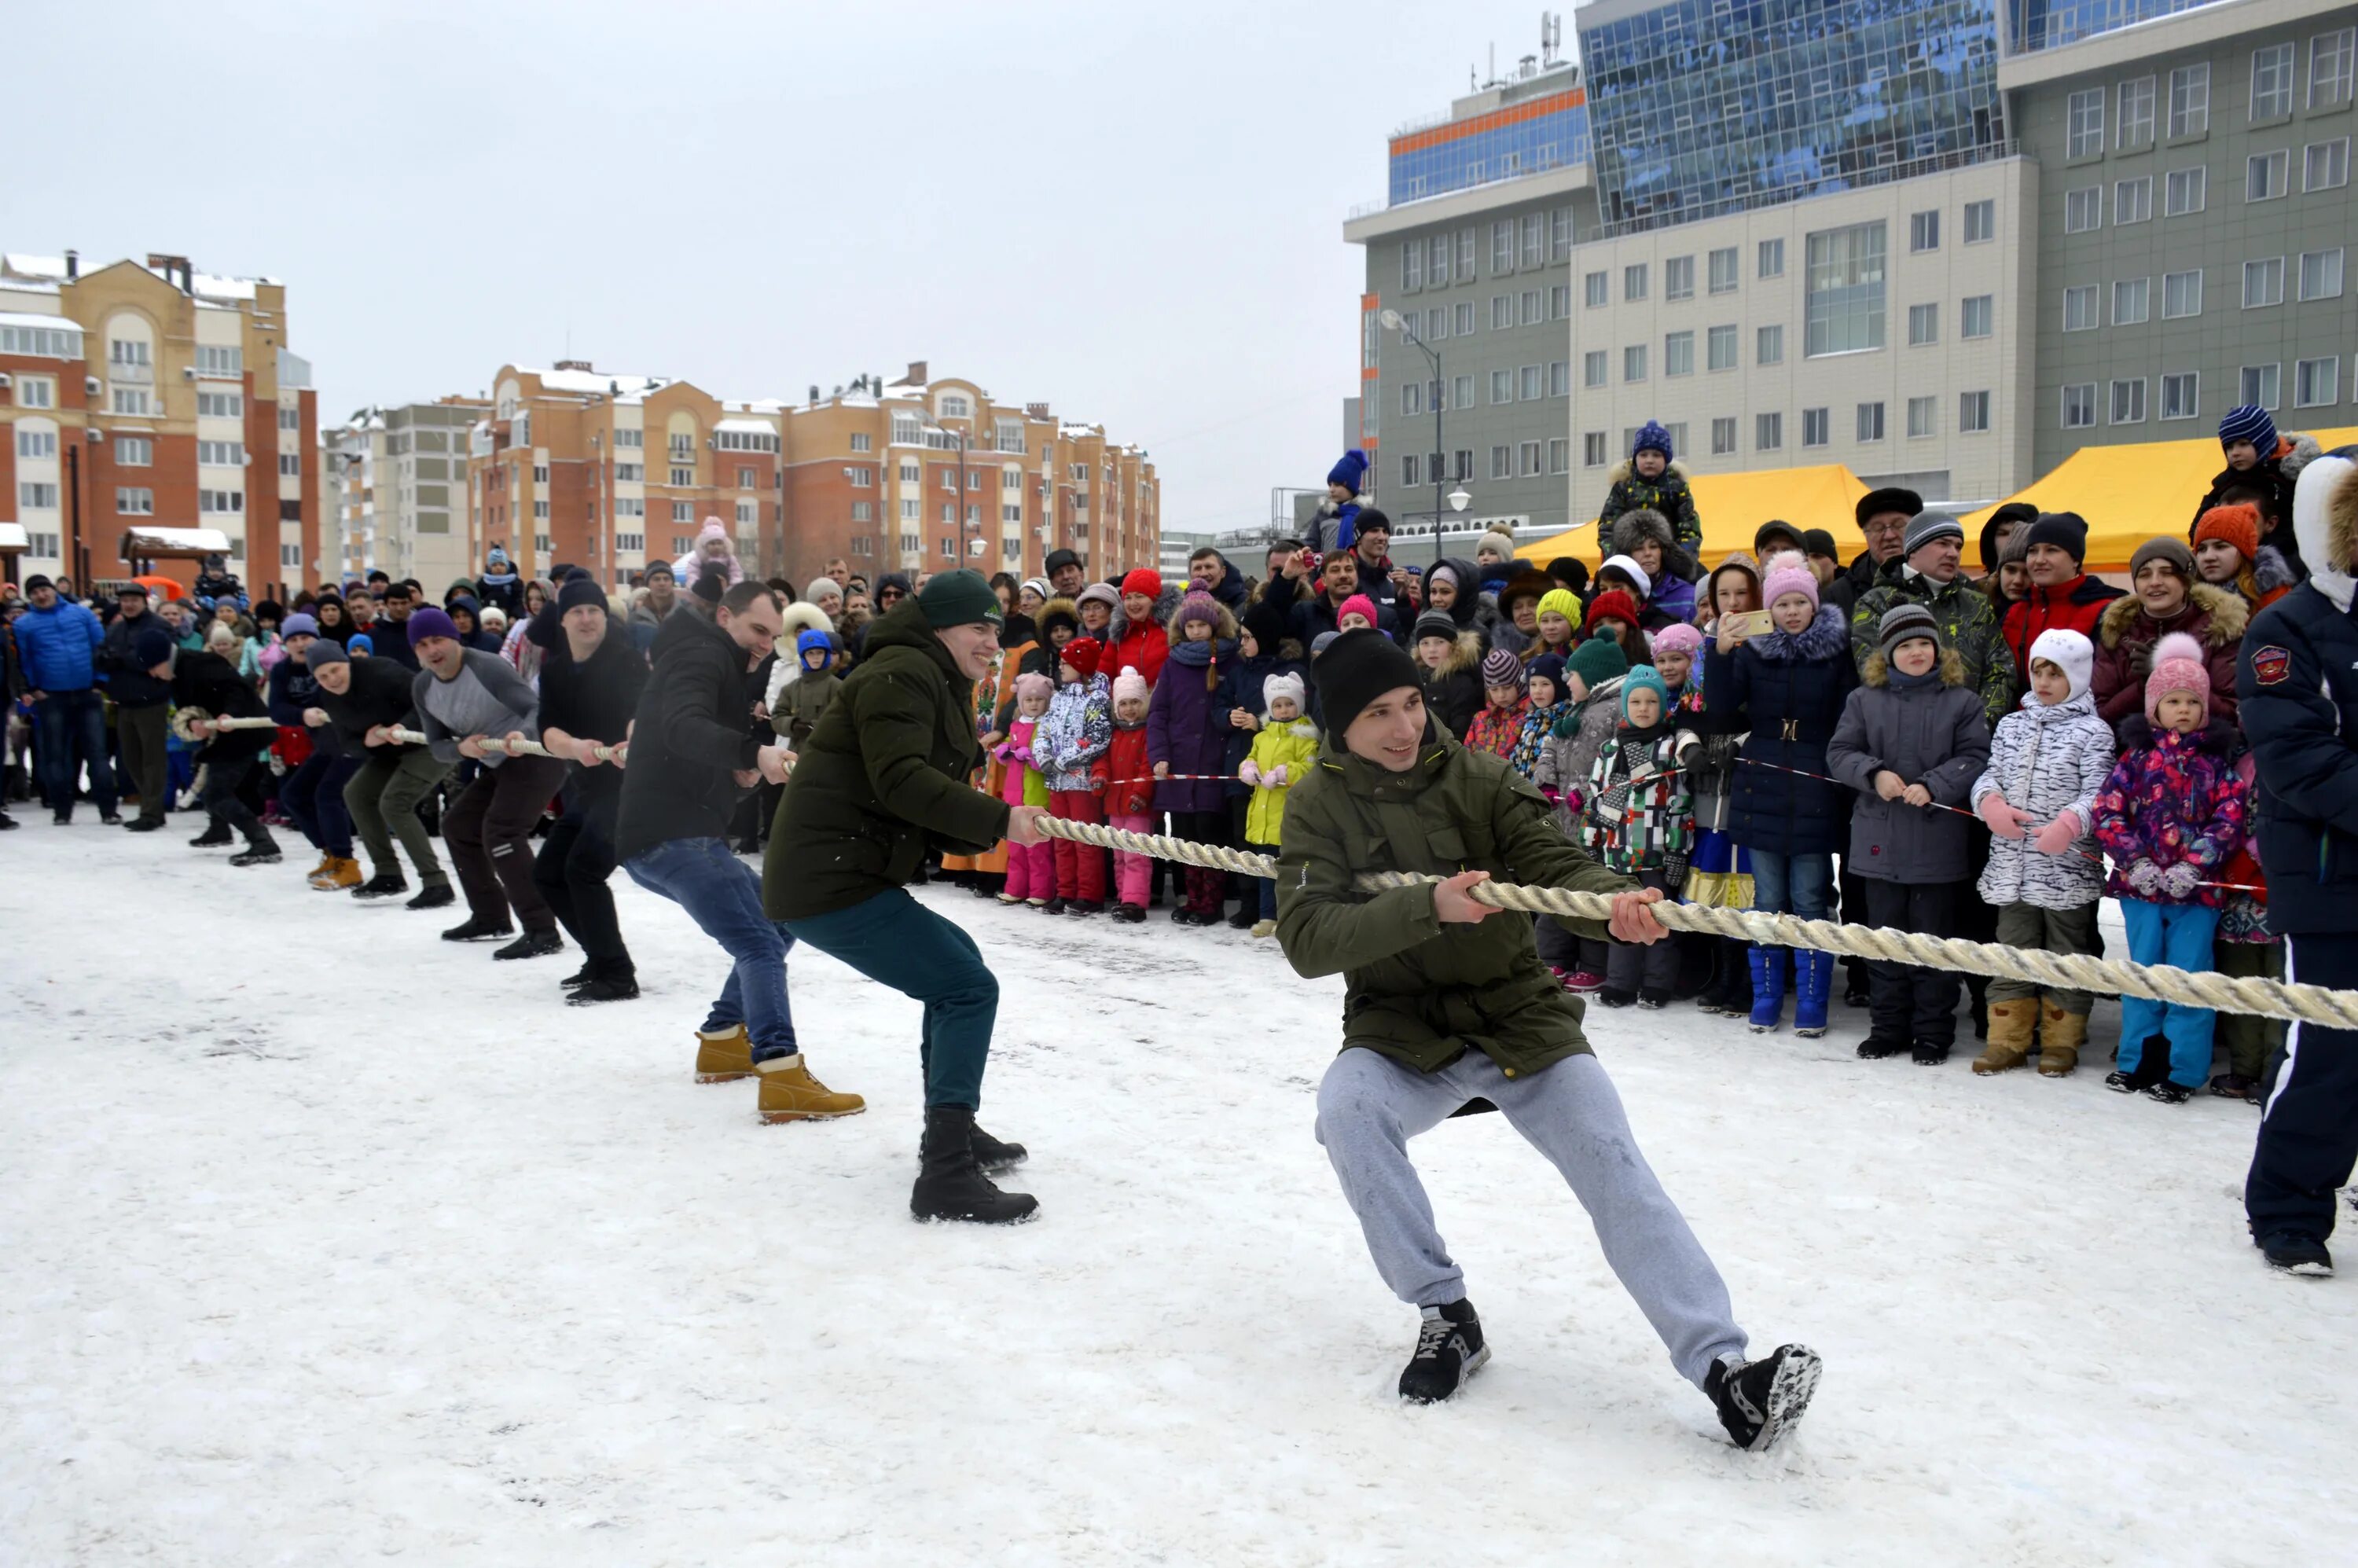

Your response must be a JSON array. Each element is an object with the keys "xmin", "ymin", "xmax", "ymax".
[
  {"xmin": 527, "ymin": 366, "xmax": 658, "ymax": 396},
  {"xmin": 2, "ymin": 254, "xmax": 67, "ymax": 280},
  {"xmin": 0, "ymin": 309, "xmax": 72, "ymax": 331},
  {"xmin": 713, "ymin": 417, "xmax": 778, "ymax": 434},
  {"xmin": 121, "ymin": 525, "xmax": 233, "ymax": 556},
  {"xmin": 0, "ymin": 522, "xmax": 29, "ymax": 551}
]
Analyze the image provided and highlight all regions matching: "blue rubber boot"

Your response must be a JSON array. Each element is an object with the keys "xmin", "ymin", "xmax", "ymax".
[
  {"xmin": 1747, "ymin": 946, "xmax": 1786, "ymax": 1033},
  {"xmin": 1794, "ymin": 950, "xmax": 1835, "ymax": 1037}
]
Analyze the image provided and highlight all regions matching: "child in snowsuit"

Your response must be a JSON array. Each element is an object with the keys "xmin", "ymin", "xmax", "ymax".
[
  {"xmin": 1596, "ymin": 420, "xmax": 1704, "ymax": 564},
  {"xmin": 1826, "ymin": 605, "xmax": 1993, "ymax": 1065},
  {"xmin": 1149, "ymin": 591, "xmax": 1242, "ymax": 925},
  {"xmin": 1969, "ymin": 628, "xmax": 2117, "ymax": 1078},
  {"xmin": 1104, "ymin": 665, "xmax": 1157, "ymax": 924},
  {"xmin": 1463, "ymin": 648, "xmax": 1530, "ymax": 760},
  {"xmin": 1037, "ymin": 636, "xmax": 1111, "ymax": 915},
  {"xmin": 1238, "ymin": 671, "xmax": 1318, "ymax": 937},
  {"xmin": 992, "ymin": 671, "xmax": 1056, "ymax": 908},
  {"xmin": 771, "ymin": 628, "xmax": 840, "ymax": 749},
  {"xmin": 2090, "ymin": 633, "xmax": 2250, "ymax": 1102},
  {"xmin": 1580, "ymin": 665, "xmax": 1695, "ymax": 1008}
]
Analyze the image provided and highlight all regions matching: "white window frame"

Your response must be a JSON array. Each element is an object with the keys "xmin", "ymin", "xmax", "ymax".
[
  {"xmin": 2062, "ymin": 285, "xmax": 2098, "ymax": 331},
  {"xmin": 1961, "ymin": 295, "xmax": 1994, "ymax": 339},
  {"xmin": 2062, "ymin": 383, "xmax": 2097, "ymax": 428},
  {"xmin": 2115, "ymin": 176, "xmax": 2153, "ymax": 224},
  {"xmin": 2159, "ymin": 372, "xmax": 2200, "ymax": 420},
  {"xmin": 2294, "ymin": 355, "xmax": 2341, "ymax": 408},
  {"xmin": 2169, "ymin": 63, "xmax": 2209, "ymax": 137},
  {"xmin": 2253, "ymin": 42, "xmax": 2295, "ymax": 119},
  {"xmin": 2249, "ymin": 149, "xmax": 2289, "ymax": 202},
  {"xmin": 2113, "ymin": 277, "xmax": 2150, "ymax": 325},
  {"xmin": 2109, "ymin": 377, "xmax": 2147, "ymax": 425},
  {"xmin": 2165, "ymin": 166, "xmax": 2206, "ymax": 215},
  {"xmin": 2068, "ymin": 88, "xmax": 2105, "ymax": 156},
  {"xmin": 2306, "ymin": 138, "xmax": 2351, "ymax": 192},
  {"xmin": 1959, "ymin": 390, "xmax": 1992, "ymax": 434},
  {"xmin": 2162, "ymin": 270, "xmax": 2203, "ymax": 318},
  {"xmin": 2244, "ymin": 256, "xmax": 2286, "ymax": 308},
  {"xmin": 2298, "ymin": 248, "xmax": 2345, "ymax": 302},
  {"xmin": 2117, "ymin": 75, "xmax": 2156, "ymax": 147},
  {"xmin": 2311, "ymin": 27, "xmax": 2355, "ymax": 108},
  {"xmin": 116, "ymin": 487, "xmax": 154, "ymax": 515},
  {"xmin": 2065, "ymin": 187, "xmax": 2102, "ymax": 233}
]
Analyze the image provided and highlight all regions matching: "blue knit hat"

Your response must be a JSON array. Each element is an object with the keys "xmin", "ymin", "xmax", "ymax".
[
  {"xmin": 281, "ymin": 611, "xmax": 319, "ymax": 638},
  {"xmin": 1530, "ymin": 650, "xmax": 1567, "ymax": 694},
  {"xmin": 1326, "ymin": 449, "xmax": 1369, "ymax": 491},
  {"xmin": 795, "ymin": 628, "xmax": 831, "ymax": 659},
  {"xmin": 2219, "ymin": 404, "xmax": 2277, "ymax": 457},
  {"xmin": 1620, "ymin": 663, "xmax": 1669, "ymax": 721},
  {"xmin": 1632, "ymin": 420, "xmax": 1674, "ymax": 463}
]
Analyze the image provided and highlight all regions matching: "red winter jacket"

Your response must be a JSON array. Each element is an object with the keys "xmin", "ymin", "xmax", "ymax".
[
  {"xmin": 2002, "ymin": 574, "xmax": 2125, "ymax": 688},
  {"xmin": 1106, "ymin": 723, "xmax": 1155, "ymax": 814},
  {"xmin": 1108, "ymin": 623, "xmax": 1169, "ymax": 689}
]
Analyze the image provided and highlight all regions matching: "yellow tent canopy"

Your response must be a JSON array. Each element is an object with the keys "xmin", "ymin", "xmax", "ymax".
[
  {"xmin": 1959, "ymin": 428, "xmax": 2358, "ymax": 574},
  {"xmin": 1525, "ymin": 462, "xmax": 1875, "ymax": 569}
]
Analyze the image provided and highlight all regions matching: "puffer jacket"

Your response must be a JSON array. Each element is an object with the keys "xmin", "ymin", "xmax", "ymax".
[
  {"xmin": 1417, "ymin": 630, "xmax": 1486, "ymax": 740},
  {"xmin": 1537, "ymin": 676, "xmax": 1625, "ymax": 821},
  {"xmin": 1579, "ymin": 725, "xmax": 1694, "ymax": 875},
  {"xmin": 2091, "ymin": 716, "xmax": 2248, "ymax": 907},
  {"xmin": 1106, "ymin": 585, "xmax": 1179, "ymax": 689},
  {"xmin": 1242, "ymin": 716, "xmax": 1320, "ymax": 844},
  {"xmin": 2001, "ymin": 574, "xmax": 2126, "ymax": 695},
  {"xmin": 1826, "ymin": 649, "xmax": 1991, "ymax": 883},
  {"xmin": 1595, "ymin": 459, "xmax": 1703, "ymax": 564},
  {"xmin": 1036, "ymin": 671, "xmax": 1111, "ymax": 793},
  {"xmin": 2089, "ymin": 582, "xmax": 2247, "ymax": 730},
  {"xmin": 1706, "ymin": 604, "xmax": 1860, "ymax": 856},
  {"xmin": 1462, "ymin": 695, "xmax": 1530, "ymax": 760},
  {"xmin": 1848, "ymin": 559, "xmax": 2018, "ymax": 725},
  {"xmin": 1971, "ymin": 689, "xmax": 2117, "ymax": 909}
]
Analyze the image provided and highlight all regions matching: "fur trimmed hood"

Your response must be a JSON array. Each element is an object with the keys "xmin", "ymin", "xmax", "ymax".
[
  {"xmin": 1861, "ymin": 645, "xmax": 1967, "ymax": 689},
  {"xmin": 1606, "ymin": 457, "xmax": 1690, "ymax": 487},
  {"xmin": 1425, "ymin": 628, "xmax": 1486, "ymax": 677},
  {"xmin": 779, "ymin": 600, "xmax": 834, "ymax": 640},
  {"xmin": 1746, "ymin": 603, "xmax": 1851, "ymax": 662},
  {"xmin": 2292, "ymin": 446, "xmax": 2358, "ymax": 611},
  {"xmin": 2095, "ymin": 579, "xmax": 2249, "ymax": 649},
  {"xmin": 1608, "ymin": 508, "xmax": 1696, "ymax": 584},
  {"xmin": 2253, "ymin": 543, "xmax": 2297, "ymax": 594}
]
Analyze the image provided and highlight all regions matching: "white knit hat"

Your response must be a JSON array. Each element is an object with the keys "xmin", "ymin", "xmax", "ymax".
[
  {"xmin": 1262, "ymin": 671, "xmax": 1306, "ymax": 714},
  {"xmin": 2027, "ymin": 628, "xmax": 2095, "ymax": 702}
]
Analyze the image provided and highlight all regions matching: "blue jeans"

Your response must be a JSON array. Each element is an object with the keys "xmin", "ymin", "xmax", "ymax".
[
  {"xmin": 2118, "ymin": 898, "xmax": 2220, "ymax": 1088},
  {"xmin": 787, "ymin": 887, "xmax": 998, "ymax": 1110},
  {"xmin": 1747, "ymin": 850, "xmax": 1832, "ymax": 920},
  {"xmin": 34, "ymin": 689, "xmax": 116, "ymax": 817},
  {"xmin": 623, "ymin": 836, "xmax": 799, "ymax": 1063},
  {"xmin": 281, "ymin": 751, "xmax": 359, "ymax": 856}
]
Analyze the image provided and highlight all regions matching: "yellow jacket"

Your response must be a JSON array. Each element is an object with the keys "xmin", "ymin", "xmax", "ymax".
[{"xmin": 1243, "ymin": 718, "xmax": 1322, "ymax": 846}]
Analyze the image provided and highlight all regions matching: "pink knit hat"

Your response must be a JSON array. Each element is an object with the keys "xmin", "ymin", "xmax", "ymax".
[
  {"xmin": 1336, "ymin": 593, "xmax": 1377, "ymax": 628},
  {"xmin": 1014, "ymin": 670, "xmax": 1053, "ymax": 705},
  {"xmin": 1651, "ymin": 622, "xmax": 1703, "ymax": 658},
  {"xmin": 1111, "ymin": 664, "xmax": 1148, "ymax": 705},
  {"xmin": 1761, "ymin": 564, "xmax": 1819, "ymax": 611},
  {"xmin": 2146, "ymin": 631, "xmax": 2210, "ymax": 722}
]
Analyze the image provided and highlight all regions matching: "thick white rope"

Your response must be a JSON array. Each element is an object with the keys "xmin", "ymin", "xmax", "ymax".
[
  {"xmin": 1033, "ymin": 816, "xmax": 2358, "ymax": 1030},
  {"xmin": 384, "ymin": 726, "xmax": 616, "ymax": 762}
]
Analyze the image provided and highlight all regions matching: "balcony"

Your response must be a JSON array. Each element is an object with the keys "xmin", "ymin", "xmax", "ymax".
[{"xmin": 108, "ymin": 360, "xmax": 152, "ymax": 385}]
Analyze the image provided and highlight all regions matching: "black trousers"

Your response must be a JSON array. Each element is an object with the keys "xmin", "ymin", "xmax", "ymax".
[
  {"xmin": 200, "ymin": 747, "xmax": 265, "ymax": 839},
  {"xmin": 1860, "ymin": 878, "xmax": 1960, "ymax": 1048},
  {"xmin": 534, "ymin": 810, "xmax": 630, "ymax": 971},
  {"xmin": 2246, "ymin": 932, "xmax": 2358, "ymax": 1243},
  {"xmin": 444, "ymin": 755, "xmax": 567, "ymax": 931}
]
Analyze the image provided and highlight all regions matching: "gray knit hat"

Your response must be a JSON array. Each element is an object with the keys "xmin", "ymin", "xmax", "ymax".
[
  {"xmin": 1876, "ymin": 602, "xmax": 1942, "ymax": 657},
  {"xmin": 1903, "ymin": 511, "xmax": 1965, "ymax": 558},
  {"xmin": 304, "ymin": 637, "xmax": 351, "ymax": 669},
  {"xmin": 1480, "ymin": 647, "xmax": 1526, "ymax": 689}
]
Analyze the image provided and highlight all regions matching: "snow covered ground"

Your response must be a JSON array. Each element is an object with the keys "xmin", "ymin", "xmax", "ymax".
[{"xmin": 5, "ymin": 814, "xmax": 2354, "ymax": 1566}]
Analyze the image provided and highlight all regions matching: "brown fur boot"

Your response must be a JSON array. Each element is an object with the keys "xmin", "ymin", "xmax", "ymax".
[
  {"xmin": 1972, "ymin": 999, "xmax": 2038, "ymax": 1075},
  {"xmin": 2037, "ymin": 1006, "xmax": 2087, "ymax": 1077}
]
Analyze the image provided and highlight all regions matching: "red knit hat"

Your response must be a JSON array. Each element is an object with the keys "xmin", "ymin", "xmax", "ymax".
[
  {"xmin": 2194, "ymin": 502, "xmax": 2261, "ymax": 563},
  {"xmin": 1120, "ymin": 568, "xmax": 1162, "ymax": 600},
  {"xmin": 1585, "ymin": 589, "xmax": 1640, "ymax": 633},
  {"xmin": 1059, "ymin": 637, "xmax": 1104, "ymax": 678}
]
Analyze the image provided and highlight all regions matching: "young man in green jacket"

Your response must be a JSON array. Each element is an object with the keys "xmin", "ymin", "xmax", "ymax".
[
  {"xmin": 767, "ymin": 571, "xmax": 1051, "ymax": 1225},
  {"xmin": 1277, "ymin": 629, "xmax": 1820, "ymax": 1449}
]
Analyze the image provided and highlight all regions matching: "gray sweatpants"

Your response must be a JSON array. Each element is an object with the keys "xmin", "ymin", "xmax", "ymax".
[{"xmin": 1316, "ymin": 1047, "xmax": 1746, "ymax": 1390}]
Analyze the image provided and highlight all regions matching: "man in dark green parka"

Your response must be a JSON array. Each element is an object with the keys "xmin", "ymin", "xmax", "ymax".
[
  {"xmin": 1278, "ymin": 629, "xmax": 1820, "ymax": 1447},
  {"xmin": 767, "ymin": 571, "xmax": 1051, "ymax": 1225}
]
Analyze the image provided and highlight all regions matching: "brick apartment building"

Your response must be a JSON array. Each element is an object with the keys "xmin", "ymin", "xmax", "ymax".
[{"xmin": 0, "ymin": 249, "xmax": 321, "ymax": 593}]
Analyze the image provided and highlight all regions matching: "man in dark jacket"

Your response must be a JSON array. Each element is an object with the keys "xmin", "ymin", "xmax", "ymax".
[
  {"xmin": 306, "ymin": 636, "xmax": 455, "ymax": 908},
  {"xmin": 1186, "ymin": 546, "xmax": 1251, "ymax": 614},
  {"xmin": 1263, "ymin": 548, "xmax": 1398, "ymax": 645},
  {"xmin": 1276, "ymin": 630, "xmax": 1819, "ymax": 1445},
  {"xmin": 2241, "ymin": 446, "xmax": 2358, "ymax": 1278},
  {"xmin": 1824, "ymin": 487, "xmax": 1918, "ymax": 619},
  {"xmin": 617, "ymin": 582, "xmax": 846, "ymax": 1109},
  {"xmin": 767, "ymin": 571, "xmax": 1049, "ymax": 1225},
  {"xmin": 531, "ymin": 578, "xmax": 650, "ymax": 1004},
  {"xmin": 144, "ymin": 628, "xmax": 279, "ymax": 864},
  {"xmin": 100, "ymin": 582, "xmax": 177, "ymax": 831},
  {"xmin": 1847, "ymin": 512, "xmax": 2018, "ymax": 725}
]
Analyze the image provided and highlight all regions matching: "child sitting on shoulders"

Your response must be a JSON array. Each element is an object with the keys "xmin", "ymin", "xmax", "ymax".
[
  {"xmin": 1462, "ymin": 648, "xmax": 1530, "ymax": 759},
  {"xmin": 1580, "ymin": 664, "xmax": 1695, "ymax": 1009},
  {"xmin": 992, "ymin": 671, "xmax": 1056, "ymax": 908},
  {"xmin": 1236, "ymin": 672, "xmax": 1318, "ymax": 938},
  {"xmin": 2090, "ymin": 633, "xmax": 2249, "ymax": 1103}
]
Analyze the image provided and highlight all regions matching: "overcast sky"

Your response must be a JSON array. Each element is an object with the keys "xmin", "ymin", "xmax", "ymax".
[{"xmin": 11, "ymin": 0, "xmax": 1572, "ymax": 542}]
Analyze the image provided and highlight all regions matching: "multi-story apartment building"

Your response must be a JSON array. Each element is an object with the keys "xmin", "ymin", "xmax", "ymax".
[
  {"xmin": 324, "ymin": 396, "xmax": 490, "ymax": 589},
  {"xmin": 2004, "ymin": 0, "xmax": 2358, "ymax": 470},
  {"xmin": 777, "ymin": 361, "xmax": 1158, "ymax": 588},
  {"xmin": 466, "ymin": 363, "xmax": 787, "ymax": 587},
  {"xmin": 0, "ymin": 249, "xmax": 322, "ymax": 593}
]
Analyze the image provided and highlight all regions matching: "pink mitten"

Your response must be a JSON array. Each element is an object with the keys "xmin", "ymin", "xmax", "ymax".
[
  {"xmin": 2033, "ymin": 810, "xmax": 2081, "ymax": 856},
  {"xmin": 1238, "ymin": 759, "xmax": 1262, "ymax": 786},
  {"xmin": 1011, "ymin": 744, "xmax": 1034, "ymax": 767},
  {"xmin": 1978, "ymin": 794, "xmax": 2029, "ymax": 839},
  {"xmin": 1267, "ymin": 764, "xmax": 1289, "ymax": 787}
]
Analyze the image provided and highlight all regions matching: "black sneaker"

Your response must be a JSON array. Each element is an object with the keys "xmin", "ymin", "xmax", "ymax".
[
  {"xmin": 443, "ymin": 916, "xmax": 514, "ymax": 942},
  {"xmin": 101, "ymin": 811, "xmax": 123, "ymax": 826},
  {"xmin": 1856, "ymin": 1035, "xmax": 1910, "ymax": 1059},
  {"xmin": 124, "ymin": 816, "xmax": 163, "ymax": 833},
  {"xmin": 2209, "ymin": 1071, "xmax": 2261, "ymax": 1103},
  {"xmin": 189, "ymin": 822, "xmax": 233, "ymax": 847},
  {"xmin": 1041, "ymin": 897, "xmax": 1067, "ymax": 916},
  {"xmin": 566, "ymin": 973, "xmax": 640, "ymax": 1004},
  {"xmin": 560, "ymin": 963, "xmax": 595, "ymax": 990},
  {"xmin": 1912, "ymin": 1043, "xmax": 1952, "ymax": 1067},
  {"xmin": 0, "ymin": 810, "xmax": 16, "ymax": 831},
  {"xmin": 353, "ymin": 872, "xmax": 409, "ymax": 900},
  {"xmin": 228, "ymin": 839, "xmax": 282, "ymax": 867},
  {"xmin": 2105, "ymin": 1046, "xmax": 2169, "ymax": 1095},
  {"xmin": 405, "ymin": 884, "xmax": 457, "ymax": 912},
  {"xmin": 1596, "ymin": 986, "xmax": 1636, "ymax": 1008},
  {"xmin": 2143, "ymin": 1080, "xmax": 2195, "ymax": 1105},
  {"xmin": 1398, "ymin": 1298, "xmax": 1489, "ymax": 1404},
  {"xmin": 494, "ymin": 929, "xmax": 564, "ymax": 960},
  {"xmin": 1705, "ymin": 1345, "xmax": 1823, "ymax": 1452},
  {"xmin": 2257, "ymin": 1232, "xmax": 2334, "ymax": 1277}
]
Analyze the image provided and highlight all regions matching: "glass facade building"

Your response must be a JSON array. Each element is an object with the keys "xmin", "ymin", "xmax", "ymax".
[
  {"xmin": 1387, "ymin": 86, "xmax": 1592, "ymax": 206},
  {"xmin": 2007, "ymin": 0, "xmax": 2222, "ymax": 53},
  {"xmin": 1579, "ymin": 0, "xmax": 2007, "ymax": 233}
]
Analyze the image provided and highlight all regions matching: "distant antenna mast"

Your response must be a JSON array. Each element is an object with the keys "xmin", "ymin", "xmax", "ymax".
[{"xmin": 1541, "ymin": 11, "xmax": 1562, "ymax": 67}]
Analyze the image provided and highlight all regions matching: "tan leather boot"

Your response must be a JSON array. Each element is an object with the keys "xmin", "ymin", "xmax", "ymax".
[
  {"xmin": 694, "ymin": 1025, "xmax": 755, "ymax": 1084},
  {"xmin": 303, "ymin": 852, "xmax": 331, "ymax": 883},
  {"xmin": 310, "ymin": 855, "xmax": 362, "ymax": 890},
  {"xmin": 1971, "ymin": 999, "xmax": 2038, "ymax": 1075},
  {"xmin": 2037, "ymin": 1007, "xmax": 2087, "ymax": 1077},
  {"xmin": 756, "ymin": 1053, "xmax": 866, "ymax": 1123}
]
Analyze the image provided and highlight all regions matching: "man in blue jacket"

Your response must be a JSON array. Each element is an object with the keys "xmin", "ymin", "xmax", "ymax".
[
  {"xmin": 2240, "ymin": 446, "xmax": 2358, "ymax": 1277},
  {"xmin": 13, "ymin": 575, "xmax": 117, "ymax": 824}
]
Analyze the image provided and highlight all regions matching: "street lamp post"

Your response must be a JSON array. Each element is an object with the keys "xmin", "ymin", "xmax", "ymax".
[{"xmin": 1379, "ymin": 309, "xmax": 1446, "ymax": 566}]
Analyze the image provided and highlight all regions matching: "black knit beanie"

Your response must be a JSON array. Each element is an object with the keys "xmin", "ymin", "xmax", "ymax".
[{"xmin": 1313, "ymin": 628, "xmax": 1422, "ymax": 735}]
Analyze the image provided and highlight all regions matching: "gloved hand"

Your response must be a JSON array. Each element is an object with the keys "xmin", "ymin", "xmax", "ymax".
[
  {"xmin": 1010, "ymin": 744, "xmax": 1034, "ymax": 767},
  {"xmin": 1540, "ymin": 786, "xmax": 1562, "ymax": 806},
  {"xmin": 1238, "ymin": 758, "xmax": 1262, "ymax": 786},
  {"xmin": 1266, "ymin": 764, "xmax": 1289, "ymax": 787},
  {"xmin": 1978, "ymin": 794, "xmax": 2031, "ymax": 839},
  {"xmin": 2033, "ymin": 810, "xmax": 2081, "ymax": 856},
  {"xmin": 2126, "ymin": 858, "xmax": 2163, "ymax": 897},
  {"xmin": 2160, "ymin": 861, "xmax": 2202, "ymax": 899}
]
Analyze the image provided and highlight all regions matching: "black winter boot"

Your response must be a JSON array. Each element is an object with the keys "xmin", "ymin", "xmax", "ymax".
[
  {"xmin": 922, "ymin": 1117, "xmax": 1029, "ymax": 1173},
  {"xmin": 352, "ymin": 871, "xmax": 409, "ymax": 900},
  {"xmin": 405, "ymin": 883, "xmax": 457, "ymax": 911},
  {"xmin": 494, "ymin": 929, "xmax": 564, "ymax": 960},
  {"xmin": 910, "ymin": 1107, "xmax": 1038, "ymax": 1224},
  {"xmin": 442, "ymin": 916, "xmax": 515, "ymax": 942},
  {"xmin": 567, "ymin": 961, "xmax": 640, "ymax": 1004},
  {"xmin": 189, "ymin": 821, "xmax": 233, "ymax": 847},
  {"xmin": 1398, "ymin": 1298, "xmax": 1489, "ymax": 1403},
  {"xmin": 228, "ymin": 832, "xmax": 282, "ymax": 867}
]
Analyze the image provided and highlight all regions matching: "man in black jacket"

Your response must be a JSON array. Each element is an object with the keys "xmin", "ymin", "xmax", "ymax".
[
  {"xmin": 2240, "ymin": 446, "xmax": 2358, "ymax": 1278},
  {"xmin": 101, "ymin": 583, "xmax": 176, "ymax": 831},
  {"xmin": 304, "ymin": 637, "xmax": 454, "ymax": 909},
  {"xmin": 141, "ymin": 628, "xmax": 280, "ymax": 865},
  {"xmin": 615, "ymin": 580, "xmax": 854, "ymax": 1112},
  {"xmin": 532, "ymin": 577, "xmax": 650, "ymax": 1004}
]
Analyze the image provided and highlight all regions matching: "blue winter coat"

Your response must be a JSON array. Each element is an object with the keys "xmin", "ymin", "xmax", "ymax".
[
  {"xmin": 1148, "ymin": 641, "xmax": 1236, "ymax": 814},
  {"xmin": 13, "ymin": 600, "xmax": 104, "ymax": 692},
  {"xmin": 1705, "ymin": 604, "xmax": 1860, "ymax": 856},
  {"xmin": 2240, "ymin": 578, "xmax": 2358, "ymax": 936}
]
